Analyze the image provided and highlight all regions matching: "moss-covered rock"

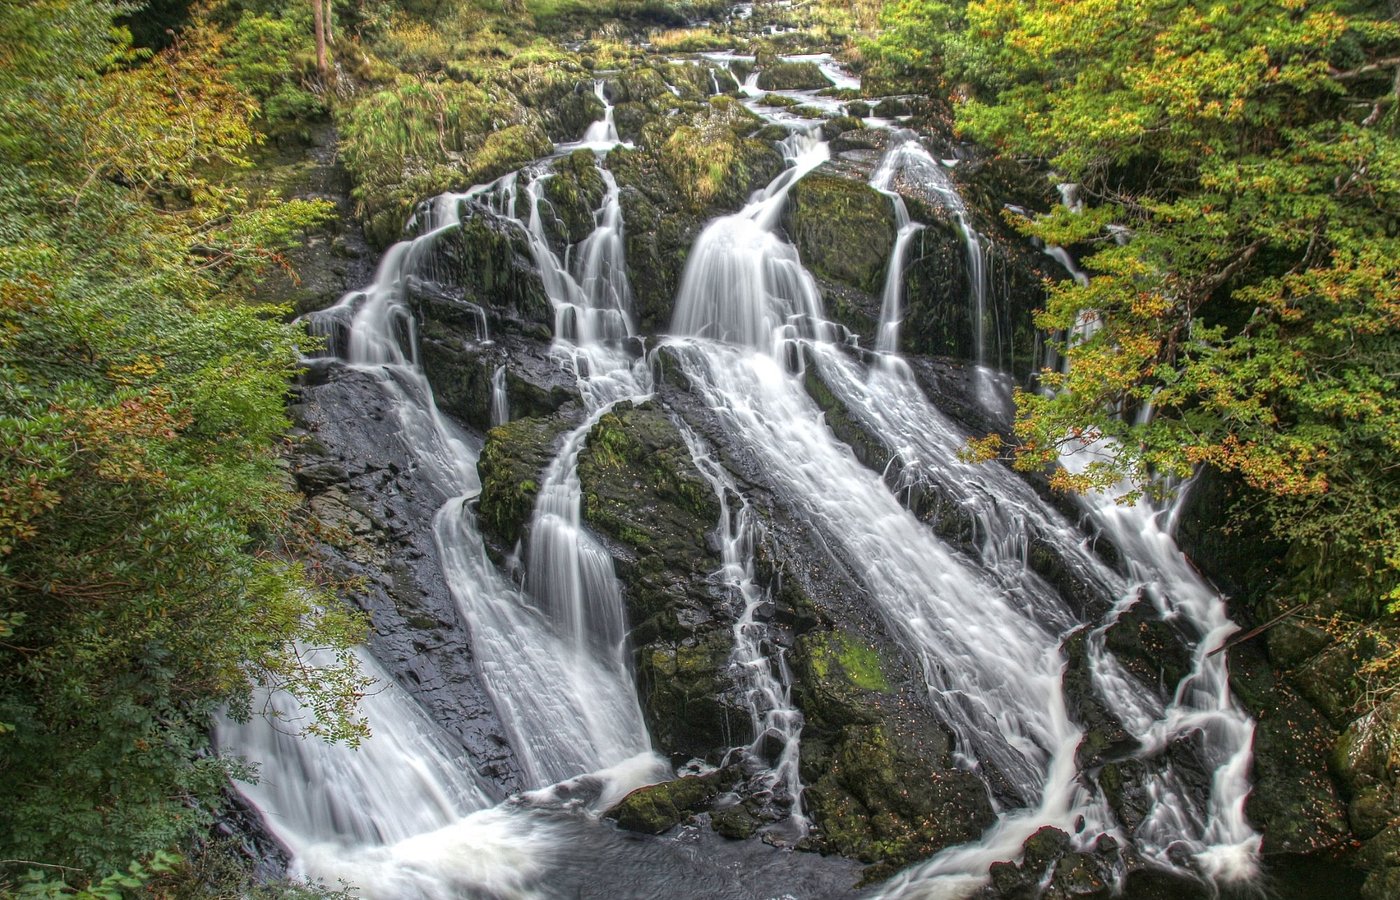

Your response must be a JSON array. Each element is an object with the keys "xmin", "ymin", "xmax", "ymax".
[
  {"xmin": 756, "ymin": 60, "xmax": 829, "ymax": 91},
  {"xmin": 1220, "ymin": 645, "xmax": 1352, "ymax": 854},
  {"xmin": 477, "ymin": 414, "xmax": 575, "ymax": 547},
  {"xmin": 792, "ymin": 630, "xmax": 890, "ymax": 730},
  {"xmin": 785, "ymin": 174, "xmax": 894, "ymax": 294},
  {"xmin": 639, "ymin": 632, "xmax": 742, "ymax": 756},
  {"xmin": 801, "ymin": 722, "xmax": 994, "ymax": 879},
  {"xmin": 541, "ymin": 150, "xmax": 608, "ymax": 246},
  {"xmin": 605, "ymin": 766, "xmax": 741, "ymax": 834},
  {"xmin": 577, "ymin": 402, "xmax": 720, "ymax": 637},
  {"xmin": 408, "ymin": 209, "xmax": 553, "ymax": 331},
  {"xmin": 820, "ymin": 115, "xmax": 866, "ymax": 141},
  {"xmin": 607, "ymin": 102, "xmax": 783, "ymax": 329},
  {"xmin": 576, "ymin": 401, "xmax": 739, "ymax": 757},
  {"xmin": 1101, "ymin": 596, "xmax": 1193, "ymax": 698}
]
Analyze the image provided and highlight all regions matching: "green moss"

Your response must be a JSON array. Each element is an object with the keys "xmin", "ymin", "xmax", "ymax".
[
  {"xmin": 604, "ymin": 766, "xmax": 739, "ymax": 834},
  {"xmin": 755, "ymin": 60, "xmax": 829, "ymax": 91},
  {"xmin": 476, "ymin": 416, "xmax": 573, "ymax": 546},
  {"xmin": 802, "ymin": 723, "xmax": 994, "ymax": 879},
  {"xmin": 786, "ymin": 174, "xmax": 894, "ymax": 294},
  {"xmin": 804, "ymin": 631, "xmax": 890, "ymax": 693}
]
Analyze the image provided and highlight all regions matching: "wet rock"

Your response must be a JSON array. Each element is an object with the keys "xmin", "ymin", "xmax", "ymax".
[
  {"xmin": 286, "ymin": 367, "xmax": 523, "ymax": 792},
  {"xmin": 710, "ymin": 803, "xmax": 762, "ymax": 840},
  {"xmin": 820, "ymin": 116, "xmax": 866, "ymax": 142},
  {"xmin": 575, "ymin": 401, "xmax": 738, "ymax": 758},
  {"xmin": 477, "ymin": 413, "xmax": 579, "ymax": 548},
  {"xmin": 801, "ymin": 721, "xmax": 995, "ymax": 880},
  {"xmin": 1228, "ymin": 645, "xmax": 1351, "ymax": 854},
  {"xmin": 639, "ymin": 633, "xmax": 742, "ymax": 758},
  {"xmin": 1098, "ymin": 758, "xmax": 1153, "ymax": 832},
  {"xmin": 408, "ymin": 206, "xmax": 554, "ymax": 334},
  {"xmin": 1061, "ymin": 628, "xmax": 1138, "ymax": 768},
  {"xmin": 1102, "ymin": 593, "xmax": 1193, "ymax": 698},
  {"xmin": 756, "ymin": 61, "xmax": 828, "ymax": 91},
  {"xmin": 605, "ymin": 767, "xmax": 741, "ymax": 834},
  {"xmin": 791, "ymin": 630, "xmax": 890, "ymax": 730},
  {"xmin": 541, "ymin": 149, "xmax": 608, "ymax": 246},
  {"xmin": 983, "ymin": 827, "xmax": 1117, "ymax": 900},
  {"xmin": 785, "ymin": 174, "xmax": 895, "ymax": 295},
  {"xmin": 1295, "ymin": 627, "xmax": 1400, "ymax": 726}
]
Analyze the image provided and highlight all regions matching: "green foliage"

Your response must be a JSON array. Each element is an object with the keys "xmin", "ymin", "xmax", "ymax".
[
  {"xmin": 925, "ymin": 0, "xmax": 1400, "ymax": 613},
  {"xmin": 221, "ymin": 13, "xmax": 325, "ymax": 139},
  {"xmin": 0, "ymin": 0, "xmax": 365, "ymax": 884},
  {"xmin": 339, "ymin": 75, "xmax": 548, "ymax": 244}
]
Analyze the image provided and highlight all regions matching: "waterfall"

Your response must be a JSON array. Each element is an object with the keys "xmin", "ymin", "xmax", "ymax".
[
  {"xmin": 490, "ymin": 364, "xmax": 510, "ymax": 426},
  {"xmin": 869, "ymin": 133, "xmax": 929, "ymax": 355},
  {"xmin": 572, "ymin": 80, "xmax": 628, "ymax": 151},
  {"xmin": 665, "ymin": 109, "xmax": 1258, "ymax": 896},
  {"xmin": 670, "ymin": 127, "xmax": 832, "ymax": 352},
  {"xmin": 222, "ymin": 53, "xmax": 1260, "ymax": 897},
  {"xmin": 677, "ymin": 422, "xmax": 809, "ymax": 837},
  {"xmin": 218, "ymin": 99, "xmax": 667, "ymax": 897},
  {"xmin": 880, "ymin": 140, "xmax": 998, "ymax": 407}
]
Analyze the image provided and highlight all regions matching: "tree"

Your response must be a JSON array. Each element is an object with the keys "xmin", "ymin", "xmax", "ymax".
[
  {"xmin": 0, "ymin": 0, "xmax": 365, "ymax": 883},
  {"xmin": 312, "ymin": 0, "xmax": 329, "ymax": 77},
  {"xmin": 901, "ymin": 0, "xmax": 1400, "ymax": 613}
]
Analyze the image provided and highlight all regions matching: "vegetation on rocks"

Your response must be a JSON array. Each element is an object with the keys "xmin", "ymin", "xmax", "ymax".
[{"xmin": 787, "ymin": 174, "xmax": 895, "ymax": 294}]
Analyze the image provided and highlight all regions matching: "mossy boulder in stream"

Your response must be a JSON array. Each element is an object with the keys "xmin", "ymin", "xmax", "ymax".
[
  {"xmin": 605, "ymin": 766, "xmax": 742, "ymax": 834},
  {"xmin": 756, "ymin": 61, "xmax": 829, "ymax": 91},
  {"xmin": 407, "ymin": 208, "xmax": 553, "ymax": 332},
  {"xmin": 801, "ymin": 721, "xmax": 994, "ymax": 879},
  {"xmin": 792, "ymin": 627, "xmax": 995, "ymax": 877},
  {"xmin": 541, "ymin": 150, "xmax": 608, "ymax": 246},
  {"xmin": 785, "ymin": 174, "xmax": 894, "ymax": 295}
]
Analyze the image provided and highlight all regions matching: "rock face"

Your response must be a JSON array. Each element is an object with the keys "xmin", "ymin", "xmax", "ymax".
[
  {"xmin": 794, "ymin": 630, "xmax": 994, "ymax": 878},
  {"xmin": 575, "ymin": 401, "xmax": 738, "ymax": 757},
  {"xmin": 785, "ymin": 174, "xmax": 895, "ymax": 295},
  {"xmin": 285, "ymin": 368, "xmax": 523, "ymax": 792},
  {"xmin": 477, "ymin": 413, "xmax": 579, "ymax": 550}
]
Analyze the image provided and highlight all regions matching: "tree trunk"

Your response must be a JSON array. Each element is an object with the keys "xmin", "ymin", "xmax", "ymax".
[{"xmin": 312, "ymin": 0, "xmax": 328, "ymax": 79}]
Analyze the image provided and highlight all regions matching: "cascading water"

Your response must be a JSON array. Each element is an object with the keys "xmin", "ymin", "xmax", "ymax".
[
  {"xmin": 670, "ymin": 126, "xmax": 832, "ymax": 352},
  {"xmin": 883, "ymin": 139, "xmax": 999, "ymax": 408},
  {"xmin": 662, "ymin": 93, "xmax": 1258, "ymax": 897},
  {"xmin": 869, "ymin": 133, "xmax": 929, "ymax": 355},
  {"xmin": 568, "ymin": 80, "xmax": 630, "ymax": 152},
  {"xmin": 491, "ymin": 363, "xmax": 510, "ymax": 426},
  {"xmin": 217, "ymin": 99, "xmax": 669, "ymax": 898},
  {"xmin": 220, "ymin": 42, "xmax": 1262, "ymax": 897},
  {"xmin": 677, "ymin": 422, "xmax": 809, "ymax": 837}
]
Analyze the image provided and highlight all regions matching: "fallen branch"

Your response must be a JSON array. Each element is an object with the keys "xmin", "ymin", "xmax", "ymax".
[{"xmin": 1208, "ymin": 603, "xmax": 1308, "ymax": 657}]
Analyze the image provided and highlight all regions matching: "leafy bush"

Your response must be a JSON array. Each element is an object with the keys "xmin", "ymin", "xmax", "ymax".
[{"xmin": 0, "ymin": 0, "xmax": 364, "ymax": 883}]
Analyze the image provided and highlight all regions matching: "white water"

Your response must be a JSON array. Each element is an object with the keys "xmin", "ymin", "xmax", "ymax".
[
  {"xmin": 677, "ymin": 422, "xmax": 809, "ymax": 836},
  {"xmin": 220, "ymin": 102, "xmax": 666, "ymax": 898},
  {"xmin": 561, "ymin": 80, "xmax": 633, "ymax": 153},
  {"xmin": 869, "ymin": 133, "xmax": 929, "ymax": 355},
  {"xmin": 663, "ymin": 101, "xmax": 1259, "ymax": 896},
  {"xmin": 491, "ymin": 363, "xmax": 510, "ymax": 426},
  {"xmin": 671, "ymin": 127, "xmax": 832, "ymax": 352}
]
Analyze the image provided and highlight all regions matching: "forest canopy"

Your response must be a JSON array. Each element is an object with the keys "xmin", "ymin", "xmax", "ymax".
[{"xmin": 871, "ymin": 0, "xmax": 1400, "ymax": 616}]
